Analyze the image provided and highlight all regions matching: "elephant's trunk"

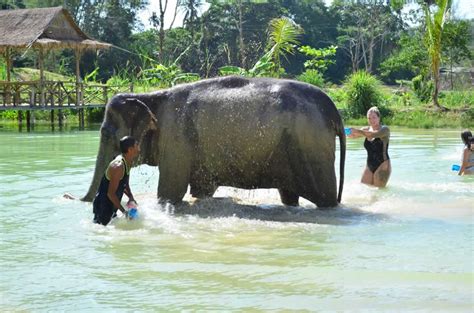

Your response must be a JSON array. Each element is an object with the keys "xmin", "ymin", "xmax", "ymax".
[{"xmin": 81, "ymin": 134, "xmax": 117, "ymax": 202}]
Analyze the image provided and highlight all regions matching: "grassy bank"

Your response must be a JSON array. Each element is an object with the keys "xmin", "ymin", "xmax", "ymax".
[
  {"xmin": 329, "ymin": 87, "xmax": 474, "ymax": 129},
  {"xmin": 1, "ymin": 79, "xmax": 472, "ymax": 129}
]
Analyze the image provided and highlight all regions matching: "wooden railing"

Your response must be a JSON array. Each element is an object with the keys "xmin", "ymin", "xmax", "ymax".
[{"xmin": 0, "ymin": 81, "xmax": 133, "ymax": 108}]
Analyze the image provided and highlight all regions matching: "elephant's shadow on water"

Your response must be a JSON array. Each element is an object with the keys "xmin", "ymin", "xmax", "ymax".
[{"xmin": 170, "ymin": 197, "xmax": 389, "ymax": 226}]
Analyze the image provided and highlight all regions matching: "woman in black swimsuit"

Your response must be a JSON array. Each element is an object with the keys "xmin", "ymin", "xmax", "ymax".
[{"xmin": 349, "ymin": 106, "xmax": 391, "ymax": 187}]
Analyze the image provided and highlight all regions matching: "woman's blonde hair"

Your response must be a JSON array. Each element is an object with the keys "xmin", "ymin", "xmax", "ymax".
[{"xmin": 367, "ymin": 106, "xmax": 380, "ymax": 117}]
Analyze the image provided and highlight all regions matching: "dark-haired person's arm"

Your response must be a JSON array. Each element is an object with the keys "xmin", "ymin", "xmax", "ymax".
[
  {"xmin": 124, "ymin": 185, "xmax": 136, "ymax": 205},
  {"xmin": 107, "ymin": 162, "xmax": 128, "ymax": 216}
]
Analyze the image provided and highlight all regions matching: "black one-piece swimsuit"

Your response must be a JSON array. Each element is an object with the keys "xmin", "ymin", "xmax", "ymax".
[{"xmin": 364, "ymin": 138, "xmax": 389, "ymax": 173}]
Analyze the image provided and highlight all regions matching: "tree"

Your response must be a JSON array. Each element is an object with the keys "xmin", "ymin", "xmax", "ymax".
[
  {"xmin": 423, "ymin": 0, "xmax": 452, "ymax": 109},
  {"xmin": 442, "ymin": 19, "xmax": 472, "ymax": 89},
  {"xmin": 379, "ymin": 31, "xmax": 429, "ymax": 83},
  {"xmin": 334, "ymin": 1, "xmax": 403, "ymax": 74},
  {"xmin": 180, "ymin": 0, "xmax": 204, "ymax": 39},
  {"xmin": 266, "ymin": 17, "xmax": 303, "ymax": 75},
  {"xmin": 148, "ymin": 0, "xmax": 180, "ymax": 64}
]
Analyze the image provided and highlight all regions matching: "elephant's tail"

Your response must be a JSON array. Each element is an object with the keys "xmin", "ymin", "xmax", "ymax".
[{"xmin": 337, "ymin": 125, "xmax": 346, "ymax": 203}]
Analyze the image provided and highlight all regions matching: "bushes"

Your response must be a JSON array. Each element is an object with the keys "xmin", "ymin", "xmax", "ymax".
[
  {"xmin": 344, "ymin": 71, "xmax": 384, "ymax": 118},
  {"xmin": 412, "ymin": 75, "xmax": 433, "ymax": 103},
  {"xmin": 460, "ymin": 108, "xmax": 474, "ymax": 128},
  {"xmin": 297, "ymin": 69, "xmax": 325, "ymax": 87}
]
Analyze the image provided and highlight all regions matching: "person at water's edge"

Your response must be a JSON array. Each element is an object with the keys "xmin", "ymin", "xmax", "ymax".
[
  {"xmin": 93, "ymin": 136, "xmax": 139, "ymax": 225},
  {"xmin": 458, "ymin": 130, "xmax": 474, "ymax": 176},
  {"xmin": 348, "ymin": 106, "xmax": 391, "ymax": 187}
]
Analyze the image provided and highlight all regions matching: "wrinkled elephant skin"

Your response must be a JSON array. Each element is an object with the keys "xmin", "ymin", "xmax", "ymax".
[{"xmin": 83, "ymin": 76, "xmax": 346, "ymax": 208}]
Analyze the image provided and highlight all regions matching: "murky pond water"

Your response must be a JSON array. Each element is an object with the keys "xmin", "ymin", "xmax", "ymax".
[{"xmin": 0, "ymin": 126, "xmax": 472, "ymax": 311}]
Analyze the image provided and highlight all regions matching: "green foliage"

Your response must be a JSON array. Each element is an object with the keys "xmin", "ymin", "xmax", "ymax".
[
  {"xmin": 423, "ymin": 0, "xmax": 451, "ymax": 107},
  {"xmin": 344, "ymin": 71, "xmax": 384, "ymax": 118},
  {"xmin": 218, "ymin": 66, "xmax": 248, "ymax": 76},
  {"xmin": 297, "ymin": 69, "xmax": 325, "ymax": 88},
  {"xmin": 140, "ymin": 63, "xmax": 200, "ymax": 88},
  {"xmin": 298, "ymin": 45, "xmax": 337, "ymax": 73},
  {"xmin": 0, "ymin": 58, "xmax": 6, "ymax": 80},
  {"xmin": 84, "ymin": 66, "xmax": 100, "ymax": 84},
  {"xmin": 266, "ymin": 17, "xmax": 303, "ymax": 76},
  {"xmin": 86, "ymin": 108, "xmax": 105, "ymax": 124},
  {"xmin": 412, "ymin": 75, "xmax": 434, "ymax": 103},
  {"xmin": 460, "ymin": 108, "xmax": 474, "ymax": 128},
  {"xmin": 106, "ymin": 75, "xmax": 130, "ymax": 87},
  {"xmin": 439, "ymin": 90, "xmax": 474, "ymax": 109},
  {"xmin": 380, "ymin": 32, "xmax": 429, "ymax": 83},
  {"xmin": 218, "ymin": 50, "xmax": 276, "ymax": 78},
  {"xmin": 442, "ymin": 20, "xmax": 472, "ymax": 65}
]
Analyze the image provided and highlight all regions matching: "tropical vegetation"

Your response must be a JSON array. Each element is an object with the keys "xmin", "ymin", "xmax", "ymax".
[{"xmin": 0, "ymin": 0, "xmax": 472, "ymax": 128}]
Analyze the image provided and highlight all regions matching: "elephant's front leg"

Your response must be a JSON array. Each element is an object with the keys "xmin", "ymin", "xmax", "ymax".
[{"xmin": 158, "ymin": 146, "xmax": 192, "ymax": 204}]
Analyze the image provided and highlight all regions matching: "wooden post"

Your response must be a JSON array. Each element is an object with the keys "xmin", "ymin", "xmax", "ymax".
[
  {"xmin": 75, "ymin": 49, "xmax": 81, "ymax": 106},
  {"xmin": 26, "ymin": 110, "xmax": 31, "ymax": 131},
  {"xmin": 4, "ymin": 48, "xmax": 12, "ymax": 105},
  {"xmin": 74, "ymin": 49, "xmax": 85, "ymax": 129},
  {"xmin": 17, "ymin": 110, "xmax": 22, "ymax": 127},
  {"xmin": 5, "ymin": 48, "xmax": 11, "ymax": 82},
  {"xmin": 58, "ymin": 89, "xmax": 64, "ymax": 129},
  {"xmin": 50, "ymin": 109, "xmax": 55, "ymax": 131},
  {"xmin": 38, "ymin": 47, "xmax": 45, "ymax": 106}
]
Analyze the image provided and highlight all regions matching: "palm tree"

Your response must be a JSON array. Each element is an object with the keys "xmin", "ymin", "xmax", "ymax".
[
  {"xmin": 180, "ymin": 0, "xmax": 204, "ymax": 39},
  {"xmin": 424, "ymin": 0, "xmax": 451, "ymax": 109},
  {"xmin": 267, "ymin": 17, "xmax": 303, "ymax": 76}
]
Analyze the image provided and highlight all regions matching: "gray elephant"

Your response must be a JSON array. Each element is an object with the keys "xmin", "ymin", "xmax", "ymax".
[{"xmin": 83, "ymin": 76, "xmax": 346, "ymax": 207}]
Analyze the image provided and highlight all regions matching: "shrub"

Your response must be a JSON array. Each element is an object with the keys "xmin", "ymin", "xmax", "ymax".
[
  {"xmin": 460, "ymin": 108, "xmax": 474, "ymax": 128},
  {"xmin": 297, "ymin": 69, "xmax": 325, "ymax": 88},
  {"xmin": 86, "ymin": 108, "xmax": 105, "ymax": 123},
  {"xmin": 411, "ymin": 75, "xmax": 433, "ymax": 103},
  {"xmin": 344, "ymin": 71, "xmax": 383, "ymax": 118}
]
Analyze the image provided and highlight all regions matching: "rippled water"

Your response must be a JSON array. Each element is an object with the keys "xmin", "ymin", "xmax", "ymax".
[{"xmin": 0, "ymin": 126, "xmax": 472, "ymax": 311}]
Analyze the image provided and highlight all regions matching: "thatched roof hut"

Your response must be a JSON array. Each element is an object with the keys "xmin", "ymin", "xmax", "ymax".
[
  {"xmin": 0, "ymin": 6, "xmax": 110, "ymax": 52},
  {"xmin": 0, "ymin": 6, "xmax": 112, "ymax": 107}
]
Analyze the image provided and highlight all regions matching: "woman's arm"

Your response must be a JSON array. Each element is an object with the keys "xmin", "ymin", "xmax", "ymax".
[
  {"xmin": 458, "ymin": 148, "xmax": 472, "ymax": 176},
  {"xmin": 352, "ymin": 126, "xmax": 389, "ymax": 140},
  {"xmin": 349, "ymin": 126, "xmax": 370, "ymax": 138}
]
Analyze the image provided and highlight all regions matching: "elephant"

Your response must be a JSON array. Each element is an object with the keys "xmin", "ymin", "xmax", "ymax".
[{"xmin": 82, "ymin": 76, "xmax": 346, "ymax": 208}]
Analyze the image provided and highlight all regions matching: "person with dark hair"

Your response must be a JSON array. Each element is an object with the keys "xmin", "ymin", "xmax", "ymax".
[
  {"xmin": 458, "ymin": 130, "xmax": 473, "ymax": 176},
  {"xmin": 93, "ymin": 136, "xmax": 140, "ymax": 225},
  {"xmin": 348, "ymin": 106, "xmax": 391, "ymax": 187}
]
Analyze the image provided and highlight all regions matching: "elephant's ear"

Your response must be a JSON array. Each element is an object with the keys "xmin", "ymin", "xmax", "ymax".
[{"xmin": 122, "ymin": 98, "xmax": 158, "ymax": 141}]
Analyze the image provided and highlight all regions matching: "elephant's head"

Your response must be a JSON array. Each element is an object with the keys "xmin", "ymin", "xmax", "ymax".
[{"xmin": 82, "ymin": 96, "xmax": 158, "ymax": 201}]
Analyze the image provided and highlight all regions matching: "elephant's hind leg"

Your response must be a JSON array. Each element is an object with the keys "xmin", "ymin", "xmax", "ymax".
[{"xmin": 278, "ymin": 188, "xmax": 299, "ymax": 206}]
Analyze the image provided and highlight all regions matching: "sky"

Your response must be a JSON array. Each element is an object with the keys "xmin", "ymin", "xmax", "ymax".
[{"xmin": 138, "ymin": 0, "xmax": 474, "ymax": 30}]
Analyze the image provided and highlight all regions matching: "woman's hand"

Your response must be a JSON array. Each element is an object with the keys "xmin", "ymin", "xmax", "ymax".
[{"xmin": 348, "ymin": 128, "xmax": 362, "ymax": 138}]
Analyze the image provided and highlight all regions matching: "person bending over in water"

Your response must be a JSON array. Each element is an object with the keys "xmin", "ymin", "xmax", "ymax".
[
  {"xmin": 458, "ymin": 130, "xmax": 474, "ymax": 176},
  {"xmin": 349, "ymin": 106, "xmax": 391, "ymax": 187},
  {"xmin": 93, "ymin": 136, "xmax": 139, "ymax": 225}
]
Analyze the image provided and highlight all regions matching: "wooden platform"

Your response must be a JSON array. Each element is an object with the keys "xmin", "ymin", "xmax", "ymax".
[
  {"xmin": 0, "ymin": 104, "xmax": 105, "ymax": 111},
  {"xmin": 1, "ymin": 80, "xmax": 132, "ymax": 129}
]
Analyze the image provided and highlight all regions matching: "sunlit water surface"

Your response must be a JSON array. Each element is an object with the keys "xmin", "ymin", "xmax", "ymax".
[{"xmin": 0, "ymin": 126, "xmax": 472, "ymax": 311}]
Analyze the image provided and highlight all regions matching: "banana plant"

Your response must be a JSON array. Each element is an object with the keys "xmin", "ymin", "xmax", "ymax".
[
  {"xmin": 424, "ymin": 0, "xmax": 451, "ymax": 109},
  {"xmin": 267, "ymin": 17, "xmax": 303, "ymax": 76},
  {"xmin": 218, "ymin": 17, "xmax": 302, "ymax": 78}
]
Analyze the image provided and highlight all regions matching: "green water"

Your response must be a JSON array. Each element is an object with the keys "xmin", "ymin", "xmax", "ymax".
[{"xmin": 0, "ymin": 127, "xmax": 472, "ymax": 311}]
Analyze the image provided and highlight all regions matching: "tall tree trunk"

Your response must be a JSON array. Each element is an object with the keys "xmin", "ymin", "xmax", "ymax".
[
  {"xmin": 238, "ymin": 0, "xmax": 245, "ymax": 68},
  {"xmin": 159, "ymin": 0, "xmax": 169, "ymax": 63}
]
